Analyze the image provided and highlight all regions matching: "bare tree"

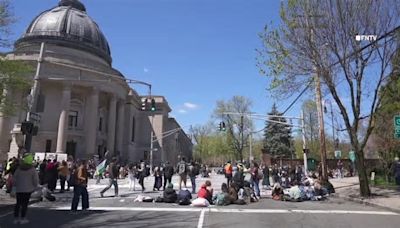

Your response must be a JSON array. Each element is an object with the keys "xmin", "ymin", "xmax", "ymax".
[
  {"xmin": 257, "ymin": 0, "xmax": 400, "ymax": 196},
  {"xmin": 213, "ymin": 96, "xmax": 254, "ymax": 162}
]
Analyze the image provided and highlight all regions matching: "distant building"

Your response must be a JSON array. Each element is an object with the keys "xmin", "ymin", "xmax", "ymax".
[{"xmin": 0, "ymin": 0, "xmax": 192, "ymax": 165}]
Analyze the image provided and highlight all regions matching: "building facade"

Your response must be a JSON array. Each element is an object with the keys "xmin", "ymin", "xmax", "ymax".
[{"xmin": 0, "ymin": 0, "xmax": 192, "ymax": 165}]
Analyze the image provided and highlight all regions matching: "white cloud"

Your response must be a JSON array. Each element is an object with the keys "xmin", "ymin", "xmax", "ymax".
[
  {"xmin": 178, "ymin": 109, "xmax": 187, "ymax": 114},
  {"xmin": 183, "ymin": 102, "xmax": 199, "ymax": 109},
  {"xmin": 144, "ymin": 68, "xmax": 149, "ymax": 73}
]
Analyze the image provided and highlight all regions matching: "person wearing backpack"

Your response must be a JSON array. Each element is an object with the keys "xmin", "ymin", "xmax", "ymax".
[
  {"xmin": 224, "ymin": 161, "xmax": 233, "ymax": 187},
  {"xmin": 176, "ymin": 157, "xmax": 187, "ymax": 190}
]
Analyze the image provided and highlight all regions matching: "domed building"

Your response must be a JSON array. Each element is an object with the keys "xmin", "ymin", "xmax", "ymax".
[{"xmin": 0, "ymin": 0, "xmax": 192, "ymax": 165}]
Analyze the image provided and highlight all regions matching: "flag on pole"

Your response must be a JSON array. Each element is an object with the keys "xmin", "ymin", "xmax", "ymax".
[{"xmin": 96, "ymin": 159, "xmax": 107, "ymax": 175}]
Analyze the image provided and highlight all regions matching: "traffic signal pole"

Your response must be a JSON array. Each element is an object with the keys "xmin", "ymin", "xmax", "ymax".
[
  {"xmin": 301, "ymin": 110, "xmax": 308, "ymax": 175},
  {"xmin": 24, "ymin": 42, "xmax": 45, "ymax": 153}
]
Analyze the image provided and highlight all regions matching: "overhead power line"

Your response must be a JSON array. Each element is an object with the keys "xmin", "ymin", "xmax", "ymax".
[{"xmin": 280, "ymin": 25, "xmax": 400, "ymax": 114}]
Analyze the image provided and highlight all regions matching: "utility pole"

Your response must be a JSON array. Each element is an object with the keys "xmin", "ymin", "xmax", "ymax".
[
  {"xmin": 249, "ymin": 132, "xmax": 253, "ymax": 162},
  {"xmin": 304, "ymin": 7, "xmax": 328, "ymax": 182},
  {"xmin": 301, "ymin": 110, "xmax": 308, "ymax": 175},
  {"xmin": 240, "ymin": 115, "xmax": 244, "ymax": 162},
  {"xmin": 150, "ymin": 114, "xmax": 154, "ymax": 171},
  {"xmin": 315, "ymin": 72, "xmax": 328, "ymax": 182}
]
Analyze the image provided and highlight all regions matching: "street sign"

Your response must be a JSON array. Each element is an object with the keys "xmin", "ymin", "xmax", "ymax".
[
  {"xmin": 334, "ymin": 150, "xmax": 342, "ymax": 159},
  {"xmin": 394, "ymin": 115, "xmax": 400, "ymax": 139},
  {"xmin": 349, "ymin": 151, "xmax": 356, "ymax": 162}
]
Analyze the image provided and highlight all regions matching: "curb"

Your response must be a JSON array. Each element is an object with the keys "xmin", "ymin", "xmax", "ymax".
[{"xmin": 333, "ymin": 194, "xmax": 400, "ymax": 214}]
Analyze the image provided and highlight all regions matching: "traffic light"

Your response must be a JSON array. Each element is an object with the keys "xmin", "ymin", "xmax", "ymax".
[
  {"xmin": 303, "ymin": 148, "xmax": 310, "ymax": 154},
  {"xmin": 21, "ymin": 121, "xmax": 34, "ymax": 135},
  {"xmin": 141, "ymin": 98, "xmax": 148, "ymax": 111},
  {"xmin": 219, "ymin": 122, "xmax": 226, "ymax": 131},
  {"xmin": 151, "ymin": 98, "xmax": 156, "ymax": 112}
]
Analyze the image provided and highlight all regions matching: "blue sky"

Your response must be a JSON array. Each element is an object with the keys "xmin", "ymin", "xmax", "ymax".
[{"xmin": 7, "ymin": 0, "xmax": 307, "ymax": 133}]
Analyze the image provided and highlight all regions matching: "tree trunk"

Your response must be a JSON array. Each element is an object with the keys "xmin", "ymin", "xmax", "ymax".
[
  {"xmin": 239, "ymin": 149, "xmax": 243, "ymax": 163},
  {"xmin": 355, "ymin": 148, "xmax": 371, "ymax": 197}
]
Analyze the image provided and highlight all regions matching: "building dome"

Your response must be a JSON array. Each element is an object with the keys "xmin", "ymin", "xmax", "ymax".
[{"xmin": 15, "ymin": 0, "xmax": 112, "ymax": 65}]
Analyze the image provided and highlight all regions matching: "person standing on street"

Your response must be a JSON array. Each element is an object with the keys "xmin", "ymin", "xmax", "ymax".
[
  {"xmin": 45, "ymin": 159, "xmax": 58, "ymax": 193},
  {"xmin": 262, "ymin": 164, "xmax": 270, "ymax": 189},
  {"xmin": 163, "ymin": 161, "xmax": 174, "ymax": 190},
  {"xmin": 71, "ymin": 160, "xmax": 89, "ymax": 212},
  {"xmin": 337, "ymin": 160, "xmax": 344, "ymax": 178},
  {"xmin": 153, "ymin": 166, "xmax": 162, "ymax": 191},
  {"xmin": 138, "ymin": 160, "xmax": 146, "ymax": 192},
  {"xmin": 176, "ymin": 157, "xmax": 188, "ymax": 190},
  {"xmin": 393, "ymin": 157, "xmax": 400, "ymax": 191},
  {"xmin": 188, "ymin": 161, "xmax": 198, "ymax": 194},
  {"xmin": 13, "ymin": 153, "xmax": 38, "ymax": 225},
  {"xmin": 250, "ymin": 162, "xmax": 262, "ymax": 198},
  {"xmin": 100, "ymin": 157, "xmax": 119, "ymax": 197},
  {"xmin": 224, "ymin": 161, "xmax": 233, "ymax": 188},
  {"xmin": 127, "ymin": 164, "xmax": 137, "ymax": 191},
  {"xmin": 38, "ymin": 159, "xmax": 47, "ymax": 185},
  {"xmin": 57, "ymin": 160, "xmax": 69, "ymax": 193}
]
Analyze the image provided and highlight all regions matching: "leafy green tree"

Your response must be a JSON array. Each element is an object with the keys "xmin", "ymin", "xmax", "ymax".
[
  {"xmin": 213, "ymin": 96, "xmax": 254, "ymax": 162},
  {"xmin": 373, "ymin": 45, "xmax": 400, "ymax": 182},
  {"xmin": 263, "ymin": 104, "xmax": 294, "ymax": 158},
  {"xmin": 191, "ymin": 122, "xmax": 234, "ymax": 165},
  {"xmin": 257, "ymin": 0, "xmax": 400, "ymax": 196},
  {"xmin": 301, "ymin": 100, "xmax": 320, "ymax": 159},
  {"xmin": 0, "ymin": 0, "xmax": 32, "ymax": 116}
]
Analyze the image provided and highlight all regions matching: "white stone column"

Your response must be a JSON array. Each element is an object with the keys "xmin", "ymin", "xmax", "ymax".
[
  {"xmin": 85, "ymin": 88, "xmax": 99, "ymax": 158},
  {"xmin": 56, "ymin": 86, "xmax": 71, "ymax": 153},
  {"xmin": 116, "ymin": 99, "xmax": 125, "ymax": 158},
  {"xmin": 107, "ymin": 95, "xmax": 117, "ymax": 156}
]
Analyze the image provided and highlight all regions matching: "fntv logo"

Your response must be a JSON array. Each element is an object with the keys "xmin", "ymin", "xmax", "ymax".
[{"xmin": 355, "ymin": 35, "xmax": 377, "ymax": 41}]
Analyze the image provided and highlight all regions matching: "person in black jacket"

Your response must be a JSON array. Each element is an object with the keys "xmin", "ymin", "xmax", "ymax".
[
  {"xmin": 163, "ymin": 162, "xmax": 174, "ymax": 190},
  {"xmin": 163, "ymin": 183, "xmax": 177, "ymax": 203}
]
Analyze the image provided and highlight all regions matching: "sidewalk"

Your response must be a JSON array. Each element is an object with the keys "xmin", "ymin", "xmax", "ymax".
[{"xmin": 330, "ymin": 177, "xmax": 400, "ymax": 213}]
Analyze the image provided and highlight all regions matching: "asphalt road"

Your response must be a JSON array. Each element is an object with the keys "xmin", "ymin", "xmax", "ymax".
[{"xmin": 1, "ymin": 174, "xmax": 399, "ymax": 228}]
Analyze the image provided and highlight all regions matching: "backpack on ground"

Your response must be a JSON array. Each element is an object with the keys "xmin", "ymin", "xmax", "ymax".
[{"xmin": 178, "ymin": 163, "xmax": 186, "ymax": 175}]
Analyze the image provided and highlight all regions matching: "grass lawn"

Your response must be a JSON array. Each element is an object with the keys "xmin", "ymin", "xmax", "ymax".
[{"xmin": 370, "ymin": 175, "xmax": 397, "ymax": 188}]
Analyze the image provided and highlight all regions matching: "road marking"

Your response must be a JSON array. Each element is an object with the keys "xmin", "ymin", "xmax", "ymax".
[
  {"xmin": 208, "ymin": 208, "xmax": 398, "ymax": 215},
  {"xmin": 197, "ymin": 209, "xmax": 206, "ymax": 228},
  {"xmin": 44, "ymin": 206, "xmax": 398, "ymax": 215},
  {"xmin": 0, "ymin": 211, "xmax": 13, "ymax": 219},
  {"xmin": 51, "ymin": 206, "xmax": 205, "ymax": 212}
]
